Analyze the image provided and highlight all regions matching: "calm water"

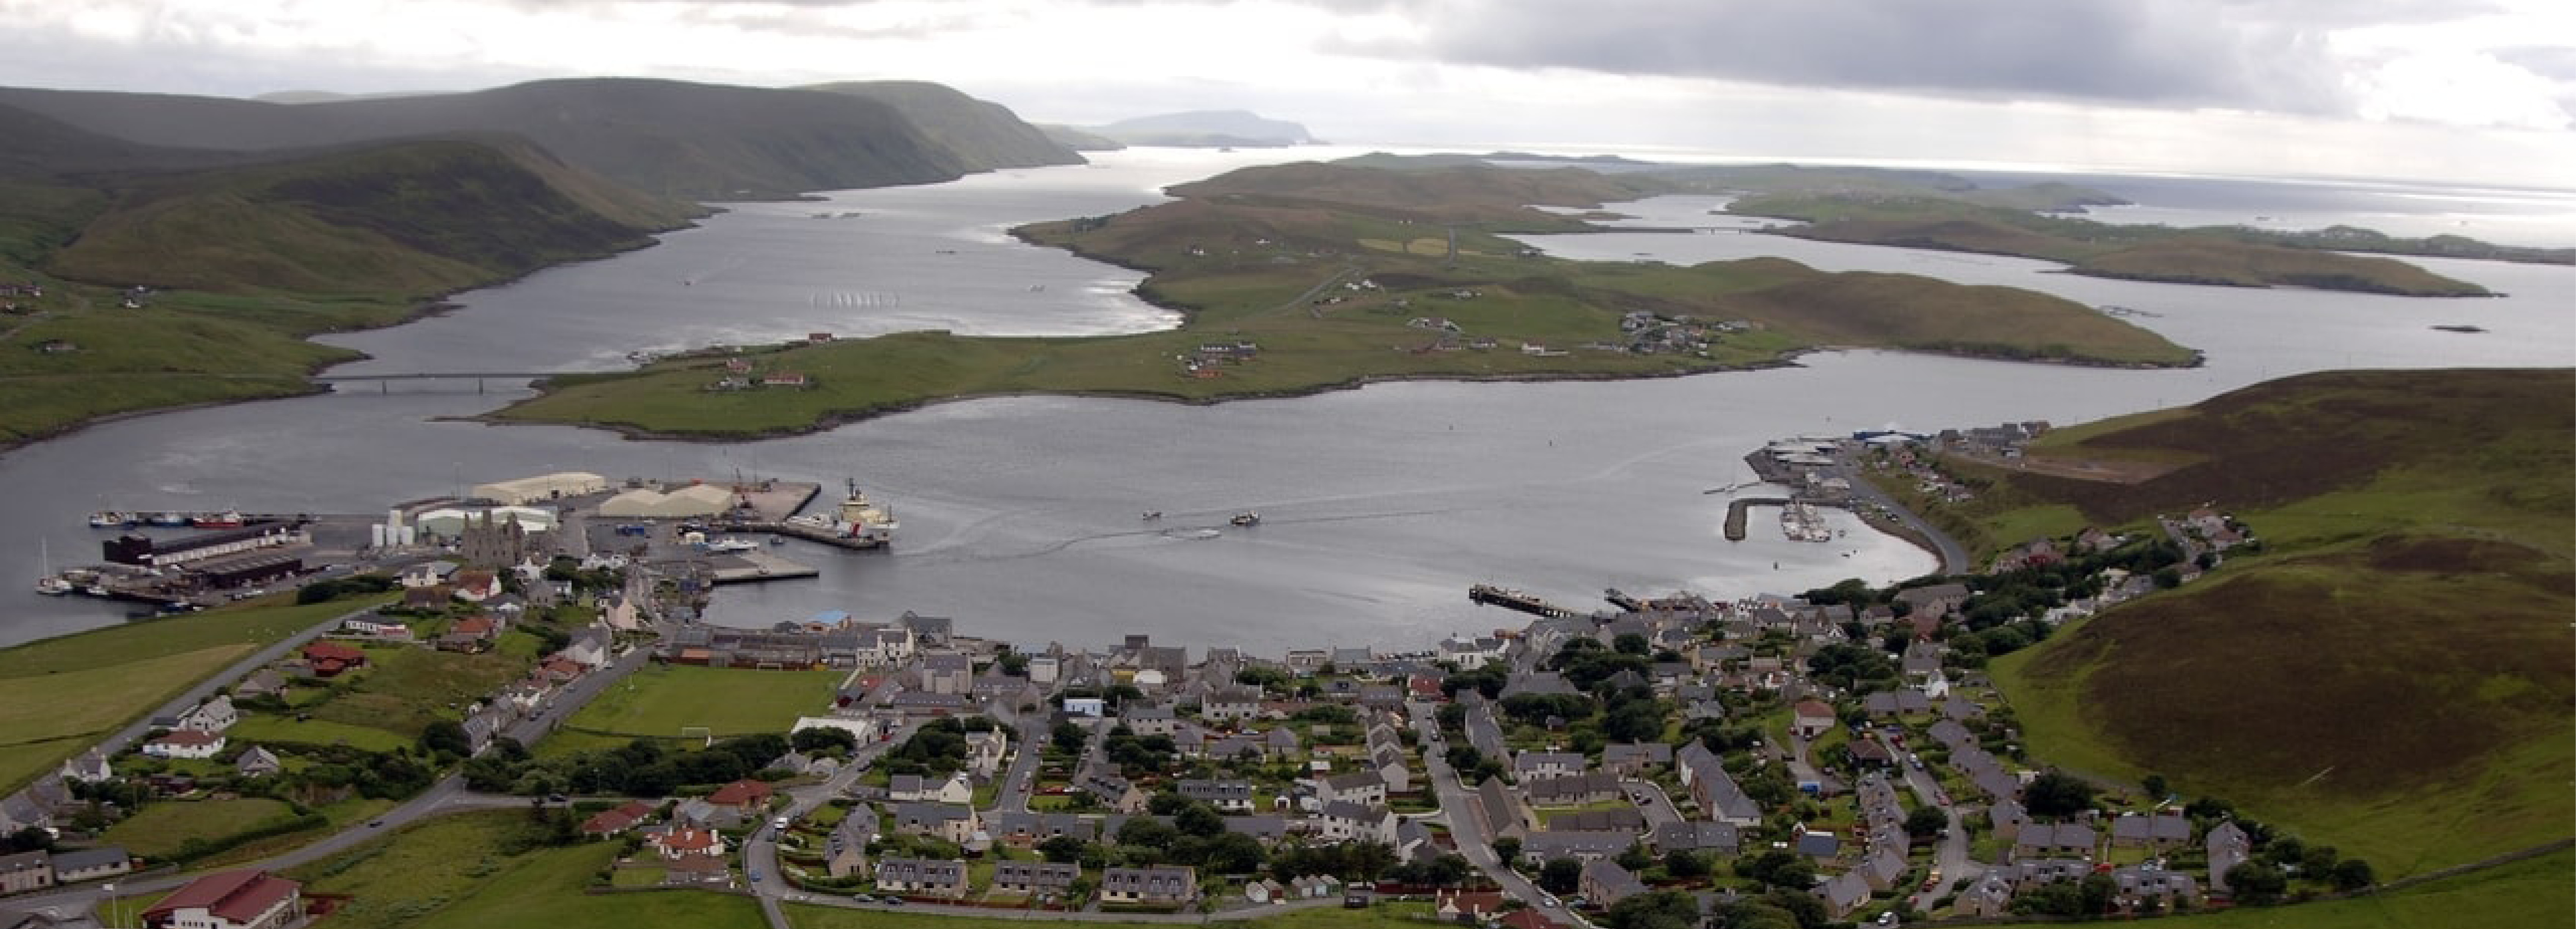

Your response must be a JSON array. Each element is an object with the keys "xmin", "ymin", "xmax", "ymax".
[{"xmin": 3, "ymin": 150, "xmax": 2568, "ymax": 652}]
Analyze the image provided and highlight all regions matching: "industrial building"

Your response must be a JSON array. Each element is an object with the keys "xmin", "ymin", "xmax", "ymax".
[
  {"xmin": 470, "ymin": 472, "xmax": 607, "ymax": 505},
  {"xmin": 598, "ymin": 483, "xmax": 737, "ymax": 519}
]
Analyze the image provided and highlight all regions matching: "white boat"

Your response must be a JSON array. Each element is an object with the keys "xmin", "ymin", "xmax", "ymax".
[
  {"xmin": 149, "ymin": 512, "xmax": 189, "ymax": 527},
  {"xmin": 707, "ymin": 537, "xmax": 760, "ymax": 553},
  {"xmin": 790, "ymin": 479, "xmax": 900, "ymax": 543},
  {"xmin": 1230, "ymin": 512, "xmax": 1261, "ymax": 527},
  {"xmin": 35, "ymin": 540, "xmax": 71, "ymax": 595},
  {"xmin": 88, "ymin": 510, "xmax": 137, "ymax": 529}
]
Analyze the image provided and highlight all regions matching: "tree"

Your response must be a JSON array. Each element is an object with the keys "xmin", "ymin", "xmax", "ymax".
[
  {"xmin": 1173, "ymin": 803, "xmax": 1226, "ymax": 838},
  {"xmin": 1664, "ymin": 849, "xmax": 1710, "ymax": 878},
  {"xmin": 2329, "ymin": 858, "xmax": 2375, "ymax": 891},
  {"xmin": 1538, "ymin": 857, "xmax": 1583, "ymax": 894},
  {"xmin": 1117, "ymin": 816, "xmax": 1177, "ymax": 849},
  {"xmin": 2225, "ymin": 862, "xmax": 2289, "ymax": 905},
  {"xmin": 1051, "ymin": 721, "xmax": 1089, "ymax": 755},
  {"xmin": 1605, "ymin": 891, "xmax": 1701, "ymax": 929},
  {"xmin": 2, "ymin": 827, "xmax": 53, "ymax": 854},
  {"xmin": 1148, "ymin": 792, "xmax": 1194, "ymax": 816},
  {"xmin": 1613, "ymin": 632, "xmax": 1651, "ymax": 655},
  {"xmin": 419, "ymin": 720, "xmax": 470, "ymax": 757},
  {"xmin": 2141, "ymin": 772, "xmax": 2170, "ymax": 799},
  {"xmin": 1616, "ymin": 841, "xmax": 1655, "ymax": 872},
  {"xmin": 2022, "ymin": 771, "xmax": 2097, "ymax": 818},
  {"xmin": 1490, "ymin": 836, "xmax": 1521, "ymax": 865},
  {"xmin": 1039, "ymin": 835, "xmax": 1089, "ymax": 863},
  {"xmin": 1904, "ymin": 805, "xmax": 1949, "ymax": 839},
  {"xmin": 1423, "ymin": 853, "xmax": 1472, "ymax": 887},
  {"xmin": 791, "ymin": 726, "xmax": 857, "ymax": 753}
]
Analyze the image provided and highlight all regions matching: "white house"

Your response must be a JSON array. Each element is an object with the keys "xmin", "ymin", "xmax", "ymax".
[{"xmin": 144, "ymin": 729, "xmax": 227, "ymax": 759}]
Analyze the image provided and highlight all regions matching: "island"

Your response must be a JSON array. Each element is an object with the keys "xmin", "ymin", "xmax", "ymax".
[{"xmin": 489, "ymin": 162, "xmax": 2197, "ymax": 439}]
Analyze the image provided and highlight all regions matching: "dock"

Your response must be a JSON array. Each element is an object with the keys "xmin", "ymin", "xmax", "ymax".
[
  {"xmin": 705, "ymin": 550, "xmax": 821, "ymax": 585},
  {"xmin": 713, "ymin": 520, "xmax": 891, "ymax": 551},
  {"xmin": 1724, "ymin": 497, "xmax": 1790, "ymax": 541},
  {"xmin": 1468, "ymin": 584, "xmax": 1579, "ymax": 619}
]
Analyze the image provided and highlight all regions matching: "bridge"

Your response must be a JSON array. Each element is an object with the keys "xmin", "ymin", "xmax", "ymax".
[{"xmin": 311, "ymin": 371, "xmax": 568, "ymax": 393}]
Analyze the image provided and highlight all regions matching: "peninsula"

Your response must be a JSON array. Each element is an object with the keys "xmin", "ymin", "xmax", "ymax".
[{"xmin": 489, "ymin": 162, "xmax": 2196, "ymax": 439}]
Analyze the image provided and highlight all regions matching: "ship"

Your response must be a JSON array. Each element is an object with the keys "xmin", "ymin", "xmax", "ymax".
[
  {"xmin": 149, "ymin": 512, "xmax": 189, "ymax": 527},
  {"xmin": 35, "ymin": 539, "xmax": 70, "ymax": 595},
  {"xmin": 88, "ymin": 511, "xmax": 137, "ymax": 529},
  {"xmin": 1230, "ymin": 512, "xmax": 1261, "ymax": 527},
  {"xmin": 784, "ymin": 479, "xmax": 899, "ymax": 544},
  {"xmin": 1780, "ymin": 501, "xmax": 1832, "ymax": 543},
  {"xmin": 192, "ymin": 510, "xmax": 245, "ymax": 529},
  {"xmin": 707, "ymin": 537, "xmax": 761, "ymax": 553}
]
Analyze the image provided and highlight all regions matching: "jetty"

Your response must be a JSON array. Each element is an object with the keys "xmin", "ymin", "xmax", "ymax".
[
  {"xmin": 710, "ymin": 519, "xmax": 891, "ymax": 551},
  {"xmin": 1468, "ymin": 584, "xmax": 1579, "ymax": 619}
]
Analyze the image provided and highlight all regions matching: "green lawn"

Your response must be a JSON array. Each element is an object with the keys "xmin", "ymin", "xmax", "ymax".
[
  {"xmin": 787, "ymin": 901, "xmax": 1436, "ymax": 929},
  {"xmin": 1959, "ymin": 847, "xmax": 2573, "ymax": 929},
  {"xmin": 227, "ymin": 714, "xmax": 413, "ymax": 753},
  {"xmin": 282, "ymin": 809, "xmax": 763, "ymax": 929},
  {"xmin": 303, "ymin": 643, "xmax": 536, "ymax": 740},
  {"xmin": 0, "ymin": 592, "xmax": 398, "ymax": 792},
  {"xmin": 554, "ymin": 664, "xmax": 842, "ymax": 744},
  {"xmin": 104, "ymin": 796, "xmax": 301, "ymax": 859}
]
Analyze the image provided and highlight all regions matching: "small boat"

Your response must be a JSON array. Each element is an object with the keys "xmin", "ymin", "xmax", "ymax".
[
  {"xmin": 1230, "ymin": 512, "xmax": 1261, "ymax": 527},
  {"xmin": 1140, "ymin": 511, "xmax": 1162, "ymax": 521},
  {"xmin": 149, "ymin": 512, "xmax": 188, "ymax": 527},
  {"xmin": 768, "ymin": 536, "xmax": 787, "ymax": 546},
  {"xmin": 88, "ymin": 511, "xmax": 137, "ymax": 529},
  {"xmin": 193, "ymin": 510, "xmax": 245, "ymax": 529},
  {"xmin": 36, "ymin": 540, "xmax": 70, "ymax": 595},
  {"xmin": 707, "ymin": 537, "xmax": 761, "ymax": 553}
]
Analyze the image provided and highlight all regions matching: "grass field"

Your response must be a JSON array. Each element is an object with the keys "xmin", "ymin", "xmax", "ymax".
[
  {"xmin": 554, "ymin": 664, "xmax": 842, "ymax": 745},
  {"xmin": 226, "ymin": 714, "xmax": 413, "ymax": 753},
  {"xmin": 2031, "ymin": 847, "xmax": 2573, "ymax": 929},
  {"xmin": 0, "ymin": 592, "xmax": 397, "ymax": 792},
  {"xmin": 492, "ymin": 163, "xmax": 2190, "ymax": 438},
  {"xmin": 105, "ymin": 796, "xmax": 300, "ymax": 859},
  {"xmin": 302, "ymin": 644, "xmax": 535, "ymax": 741},
  {"xmin": 283, "ymin": 810, "xmax": 767, "ymax": 929},
  {"xmin": 787, "ymin": 901, "xmax": 1436, "ymax": 929},
  {"xmin": 1984, "ymin": 370, "xmax": 2574, "ymax": 877}
]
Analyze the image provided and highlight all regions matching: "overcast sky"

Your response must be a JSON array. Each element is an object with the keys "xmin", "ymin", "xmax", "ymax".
[{"xmin": 2, "ymin": 0, "xmax": 2571, "ymax": 187}]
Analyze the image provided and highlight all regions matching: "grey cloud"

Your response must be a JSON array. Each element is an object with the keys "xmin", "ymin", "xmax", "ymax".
[
  {"xmin": 1316, "ymin": 0, "xmax": 2377, "ymax": 115},
  {"xmin": 2494, "ymin": 45, "xmax": 2576, "ymax": 82}
]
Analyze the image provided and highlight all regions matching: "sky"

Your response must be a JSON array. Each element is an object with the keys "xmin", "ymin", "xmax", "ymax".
[{"xmin": 2, "ymin": 0, "xmax": 2572, "ymax": 188}]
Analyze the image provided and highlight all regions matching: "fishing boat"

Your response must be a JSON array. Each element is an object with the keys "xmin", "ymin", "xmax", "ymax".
[
  {"xmin": 192, "ymin": 510, "xmax": 246, "ymax": 529},
  {"xmin": 88, "ymin": 510, "xmax": 137, "ymax": 529},
  {"xmin": 1230, "ymin": 512, "xmax": 1261, "ymax": 527},
  {"xmin": 149, "ymin": 512, "xmax": 189, "ymax": 527},
  {"xmin": 1140, "ymin": 511, "xmax": 1162, "ymax": 521},
  {"xmin": 707, "ymin": 537, "xmax": 760, "ymax": 553},
  {"xmin": 35, "ymin": 540, "xmax": 71, "ymax": 595}
]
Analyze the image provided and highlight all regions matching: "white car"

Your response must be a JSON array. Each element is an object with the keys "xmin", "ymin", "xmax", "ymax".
[{"xmin": 1540, "ymin": 894, "xmax": 1560, "ymax": 908}]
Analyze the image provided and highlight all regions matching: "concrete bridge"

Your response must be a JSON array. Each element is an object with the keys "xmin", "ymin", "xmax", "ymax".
[{"xmin": 313, "ymin": 371, "xmax": 565, "ymax": 393}]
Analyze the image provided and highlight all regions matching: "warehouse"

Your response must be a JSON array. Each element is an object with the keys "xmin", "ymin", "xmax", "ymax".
[
  {"xmin": 414, "ymin": 505, "xmax": 559, "ymax": 538},
  {"xmin": 471, "ymin": 472, "xmax": 608, "ymax": 505},
  {"xmin": 598, "ymin": 483, "xmax": 737, "ymax": 519}
]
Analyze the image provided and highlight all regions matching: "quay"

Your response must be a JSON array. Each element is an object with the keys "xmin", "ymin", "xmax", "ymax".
[
  {"xmin": 1468, "ymin": 584, "xmax": 1579, "ymax": 619},
  {"xmin": 706, "ymin": 549, "xmax": 821, "ymax": 584},
  {"xmin": 711, "ymin": 519, "xmax": 890, "ymax": 551}
]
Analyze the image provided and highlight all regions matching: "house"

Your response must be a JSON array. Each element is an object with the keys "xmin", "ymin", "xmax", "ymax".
[
  {"xmin": 1319, "ymin": 771, "xmax": 1387, "ymax": 807},
  {"xmin": 1649, "ymin": 821, "xmax": 1740, "ymax": 856},
  {"xmin": 991, "ymin": 812, "xmax": 1099, "ymax": 846},
  {"xmin": 918, "ymin": 654, "xmax": 972, "ymax": 694},
  {"xmin": 2207, "ymin": 821, "xmax": 2251, "ymax": 894},
  {"xmin": 875, "ymin": 857, "xmax": 969, "ymax": 898},
  {"xmin": 0, "ymin": 852, "xmax": 51, "ymax": 895},
  {"xmin": 1600, "ymin": 742, "xmax": 1671, "ymax": 776},
  {"xmin": 890, "ymin": 772, "xmax": 974, "ymax": 805},
  {"xmin": 1816, "ymin": 869, "xmax": 1873, "ymax": 919},
  {"xmin": 143, "ymin": 729, "xmax": 226, "ymax": 760},
  {"xmin": 1676, "ymin": 742, "xmax": 1763, "ymax": 826},
  {"xmin": 1524, "ymin": 772, "xmax": 1620, "ymax": 806},
  {"xmin": 1578, "ymin": 859, "xmax": 1648, "ymax": 908},
  {"xmin": 663, "ymin": 854, "xmax": 730, "ymax": 887},
  {"xmin": 1316, "ymin": 802, "xmax": 1398, "ymax": 844},
  {"xmin": 301, "ymin": 642, "xmax": 369, "ymax": 677},
  {"xmin": 1201, "ymin": 687, "xmax": 1264, "ymax": 723},
  {"xmin": 1513, "ymin": 752, "xmax": 1585, "ymax": 781},
  {"xmin": 1794, "ymin": 828, "xmax": 1840, "ymax": 860},
  {"xmin": 2013, "ymin": 822, "xmax": 2097, "ymax": 860},
  {"xmin": 1177, "ymin": 779, "xmax": 1256, "ymax": 813},
  {"xmin": 826, "ymin": 813, "xmax": 877, "ymax": 878},
  {"xmin": 1790, "ymin": 700, "xmax": 1838, "ymax": 739},
  {"xmin": 672, "ymin": 797, "xmax": 743, "ymax": 831},
  {"xmin": 177, "ymin": 695, "xmax": 240, "ymax": 732},
  {"xmin": 1436, "ymin": 890, "xmax": 1507, "ymax": 921},
  {"xmin": 2111, "ymin": 866, "xmax": 2204, "ymax": 910},
  {"xmin": 650, "ymin": 827, "xmax": 725, "ymax": 859},
  {"xmin": 234, "ymin": 747, "xmax": 283, "ymax": 778},
  {"xmin": 58, "ymin": 750, "xmax": 112, "ymax": 785},
  {"xmin": 707, "ymin": 778, "xmax": 775, "ymax": 814},
  {"xmin": 582, "ymin": 800, "xmax": 657, "ymax": 838},
  {"xmin": 49, "ymin": 846, "xmax": 132, "ymax": 884},
  {"xmin": 1858, "ymin": 846, "xmax": 1908, "ymax": 891},
  {"xmin": 1519, "ymin": 831, "xmax": 1633, "ymax": 863},
  {"xmin": 1121, "ymin": 703, "xmax": 1180, "ymax": 737},
  {"xmin": 440, "ymin": 615, "xmax": 499, "ymax": 652},
  {"xmin": 2109, "ymin": 811, "xmax": 2193, "ymax": 849},
  {"xmin": 1224, "ymin": 816, "xmax": 1289, "ymax": 844},
  {"xmin": 1078, "ymin": 770, "xmax": 1149, "ymax": 814},
  {"xmin": 992, "ymin": 861, "xmax": 1081, "ymax": 896},
  {"xmin": 964, "ymin": 730, "xmax": 1010, "ymax": 778},
  {"xmin": 1862, "ymin": 690, "xmax": 1932, "ymax": 719},
  {"xmin": 1288, "ymin": 874, "xmax": 1340, "ymax": 899},
  {"xmin": 1100, "ymin": 865, "xmax": 1197, "ymax": 905},
  {"xmin": 892, "ymin": 803, "xmax": 980, "ymax": 844},
  {"xmin": 1246, "ymin": 878, "xmax": 1288, "ymax": 904},
  {"xmin": 140, "ymin": 869, "xmax": 302, "ymax": 929},
  {"xmin": 451, "ymin": 569, "xmax": 501, "ymax": 601}
]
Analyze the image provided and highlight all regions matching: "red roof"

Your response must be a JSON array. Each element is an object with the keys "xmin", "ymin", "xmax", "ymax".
[
  {"xmin": 656, "ymin": 827, "xmax": 721, "ymax": 852},
  {"xmin": 156, "ymin": 729, "xmax": 224, "ymax": 747},
  {"xmin": 303, "ymin": 642, "xmax": 366, "ymax": 663},
  {"xmin": 707, "ymin": 778, "xmax": 773, "ymax": 807},
  {"xmin": 453, "ymin": 615, "xmax": 497, "ymax": 636},
  {"xmin": 1502, "ymin": 909, "xmax": 1568, "ymax": 929},
  {"xmin": 1794, "ymin": 699, "xmax": 1836, "ymax": 719},
  {"xmin": 142, "ymin": 869, "xmax": 300, "ymax": 924}
]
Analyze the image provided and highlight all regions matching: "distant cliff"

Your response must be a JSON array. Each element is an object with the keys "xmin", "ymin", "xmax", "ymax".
[{"xmin": 1084, "ymin": 110, "xmax": 1314, "ymax": 148}]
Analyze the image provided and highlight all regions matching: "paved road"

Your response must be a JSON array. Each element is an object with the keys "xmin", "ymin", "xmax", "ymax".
[
  {"xmin": 83, "ymin": 602, "xmax": 391, "ymax": 769},
  {"xmin": 1834, "ymin": 458, "xmax": 1972, "ymax": 575},
  {"xmin": 1901, "ymin": 763, "xmax": 1982, "ymax": 908},
  {"xmin": 1629, "ymin": 779, "xmax": 1684, "ymax": 829},
  {"xmin": 995, "ymin": 715, "xmax": 1049, "ymax": 814},
  {"xmin": 1409, "ymin": 700, "xmax": 1594, "ymax": 929}
]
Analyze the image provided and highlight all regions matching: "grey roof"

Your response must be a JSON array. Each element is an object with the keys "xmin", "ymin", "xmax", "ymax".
[
  {"xmin": 1520, "ymin": 830, "xmax": 1633, "ymax": 859},
  {"xmin": 47, "ymin": 846, "xmax": 129, "ymax": 873}
]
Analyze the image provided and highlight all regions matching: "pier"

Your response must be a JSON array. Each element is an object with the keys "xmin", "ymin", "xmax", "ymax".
[
  {"xmin": 705, "ymin": 550, "xmax": 821, "ymax": 584},
  {"xmin": 1468, "ymin": 584, "xmax": 1579, "ymax": 619},
  {"xmin": 711, "ymin": 520, "xmax": 891, "ymax": 551}
]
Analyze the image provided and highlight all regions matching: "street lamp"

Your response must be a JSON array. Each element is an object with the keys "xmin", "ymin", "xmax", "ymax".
[{"xmin": 100, "ymin": 884, "xmax": 116, "ymax": 929}]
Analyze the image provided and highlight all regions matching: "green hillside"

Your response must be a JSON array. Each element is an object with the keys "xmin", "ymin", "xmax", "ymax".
[
  {"xmin": 805, "ymin": 80, "xmax": 1082, "ymax": 170},
  {"xmin": 1727, "ymin": 193, "xmax": 2512, "ymax": 294},
  {"xmin": 492, "ymin": 162, "xmax": 2190, "ymax": 438},
  {"xmin": 0, "ymin": 134, "xmax": 691, "ymax": 447},
  {"xmin": 1979, "ymin": 369, "xmax": 2574, "ymax": 876},
  {"xmin": 0, "ymin": 77, "xmax": 1075, "ymax": 199}
]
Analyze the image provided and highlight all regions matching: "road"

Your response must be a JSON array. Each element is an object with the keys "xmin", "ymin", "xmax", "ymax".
[
  {"xmin": 1901, "ymin": 763, "xmax": 1982, "ymax": 909},
  {"xmin": 13, "ymin": 616, "xmax": 660, "ymax": 918},
  {"xmin": 1409, "ymin": 700, "xmax": 1593, "ymax": 929},
  {"xmin": 1833, "ymin": 458, "xmax": 1972, "ymax": 575}
]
